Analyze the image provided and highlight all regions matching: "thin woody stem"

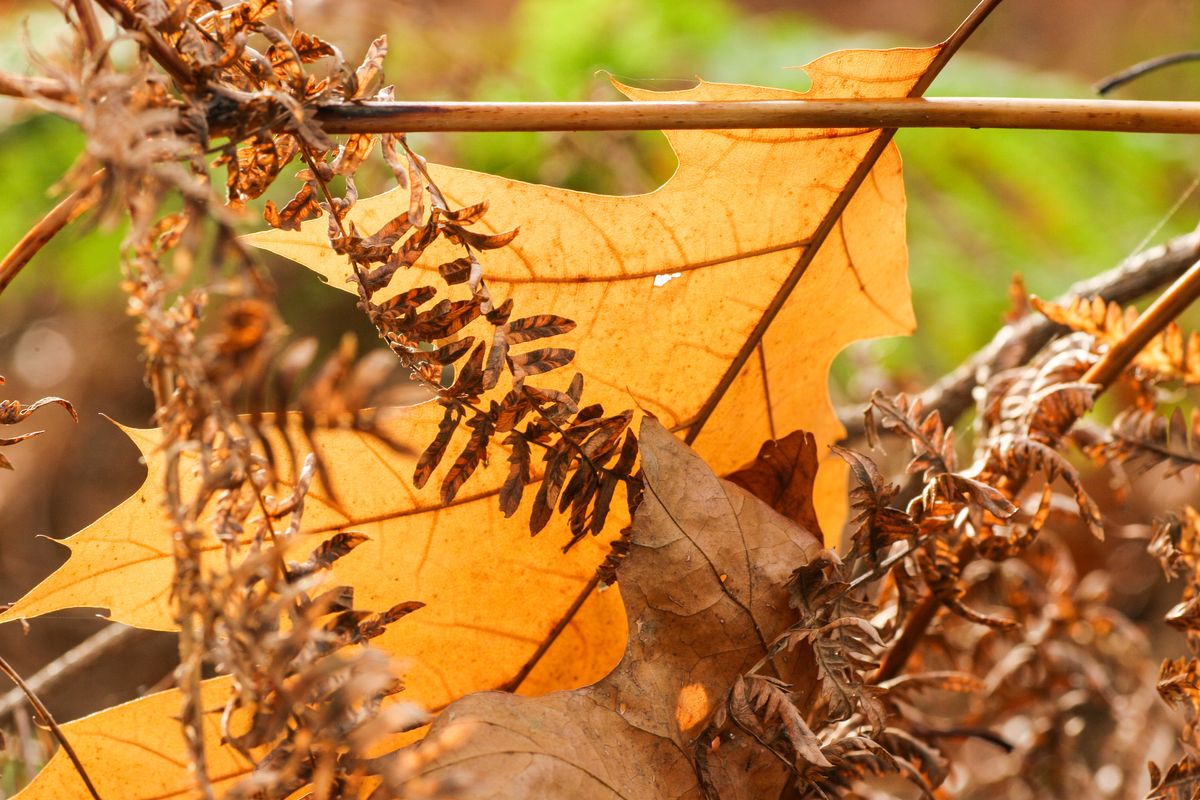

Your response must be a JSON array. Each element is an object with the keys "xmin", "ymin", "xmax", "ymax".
[
  {"xmin": 871, "ymin": 593, "xmax": 941, "ymax": 684},
  {"xmin": 0, "ymin": 170, "xmax": 104, "ymax": 296},
  {"xmin": 311, "ymin": 96, "xmax": 1200, "ymax": 136},
  {"xmin": 0, "ymin": 72, "xmax": 70, "ymax": 102},
  {"xmin": 1084, "ymin": 258, "xmax": 1200, "ymax": 389},
  {"xmin": 71, "ymin": 0, "xmax": 105, "ymax": 56},
  {"xmin": 0, "ymin": 654, "xmax": 103, "ymax": 800}
]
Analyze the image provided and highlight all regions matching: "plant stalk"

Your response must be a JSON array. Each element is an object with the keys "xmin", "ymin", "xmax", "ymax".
[
  {"xmin": 0, "ymin": 654, "xmax": 103, "ymax": 800},
  {"xmin": 0, "ymin": 170, "xmax": 103, "ymax": 296},
  {"xmin": 1084, "ymin": 258, "xmax": 1200, "ymax": 389},
  {"xmin": 311, "ymin": 97, "xmax": 1200, "ymax": 135}
]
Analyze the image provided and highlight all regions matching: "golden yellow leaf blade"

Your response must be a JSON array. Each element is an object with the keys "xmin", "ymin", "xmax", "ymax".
[
  {"xmin": 0, "ymin": 407, "xmax": 627, "ymax": 705},
  {"xmin": 16, "ymin": 678, "xmax": 249, "ymax": 799}
]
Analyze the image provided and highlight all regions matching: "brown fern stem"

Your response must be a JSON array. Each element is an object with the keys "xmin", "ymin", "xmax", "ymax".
[
  {"xmin": 71, "ymin": 0, "xmax": 105, "ymax": 55},
  {"xmin": 0, "ymin": 654, "xmax": 103, "ymax": 800},
  {"xmin": 0, "ymin": 72, "xmax": 70, "ymax": 102},
  {"xmin": 497, "ymin": 572, "xmax": 603, "ymax": 693},
  {"xmin": 311, "ymin": 97, "xmax": 1200, "ymax": 136},
  {"xmin": 1083, "ymin": 258, "xmax": 1200, "ymax": 390},
  {"xmin": 871, "ymin": 592, "xmax": 941, "ymax": 684},
  {"xmin": 0, "ymin": 169, "xmax": 103, "ymax": 297}
]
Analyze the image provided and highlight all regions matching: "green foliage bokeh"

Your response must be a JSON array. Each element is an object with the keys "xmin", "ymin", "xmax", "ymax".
[{"xmin": 1, "ymin": 0, "xmax": 1197, "ymax": 388}]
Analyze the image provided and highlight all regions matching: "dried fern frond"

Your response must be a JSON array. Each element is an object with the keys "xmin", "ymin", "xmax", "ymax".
[
  {"xmin": 0, "ymin": 375, "xmax": 77, "ymax": 470},
  {"xmin": 1033, "ymin": 294, "xmax": 1200, "ymax": 384},
  {"xmin": 1102, "ymin": 406, "xmax": 1200, "ymax": 478},
  {"xmin": 833, "ymin": 445, "xmax": 918, "ymax": 561}
]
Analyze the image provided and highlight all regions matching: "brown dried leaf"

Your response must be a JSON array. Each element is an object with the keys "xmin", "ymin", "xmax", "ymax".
[
  {"xmin": 390, "ymin": 417, "xmax": 820, "ymax": 798},
  {"xmin": 727, "ymin": 430, "xmax": 824, "ymax": 544},
  {"xmin": 413, "ymin": 405, "xmax": 459, "ymax": 489},
  {"xmin": 505, "ymin": 315, "xmax": 576, "ymax": 345},
  {"xmin": 509, "ymin": 347, "xmax": 575, "ymax": 380},
  {"xmin": 263, "ymin": 183, "xmax": 322, "ymax": 231}
]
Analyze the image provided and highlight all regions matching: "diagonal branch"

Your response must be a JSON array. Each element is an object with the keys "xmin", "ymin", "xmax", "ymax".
[
  {"xmin": 839, "ymin": 228, "xmax": 1200, "ymax": 438},
  {"xmin": 0, "ymin": 72, "xmax": 71, "ymax": 103},
  {"xmin": 683, "ymin": 0, "xmax": 1004, "ymax": 445},
  {"xmin": 0, "ymin": 653, "xmax": 103, "ymax": 800},
  {"xmin": 0, "ymin": 170, "xmax": 104, "ymax": 297}
]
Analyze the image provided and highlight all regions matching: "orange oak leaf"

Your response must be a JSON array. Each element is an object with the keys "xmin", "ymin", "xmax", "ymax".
[{"xmin": 246, "ymin": 48, "xmax": 936, "ymax": 531}]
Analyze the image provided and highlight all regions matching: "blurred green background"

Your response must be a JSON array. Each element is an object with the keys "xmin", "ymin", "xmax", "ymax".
[
  {"xmin": 1, "ymin": 0, "xmax": 1200, "ymax": 792},
  {"xmin": 3, "ymin": 0, "xmax": 1200, "ymax": 394}
]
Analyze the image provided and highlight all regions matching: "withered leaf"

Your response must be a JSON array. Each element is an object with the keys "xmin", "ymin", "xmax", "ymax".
[
  {"xmin": 446, "ymin": 225, "xmax": 519, "ymax": 251},
  {"xmin": 377, "ymin": 284, "xmax": 437, "ymax": 316},
  {"xmin": 426, "ymin": 337, "xmax": 475, "ymax": 366},
  {"xmin": 409, "ymin": 298, "xmax": 482, "ymax": 341},
  {"xmin": 499, "ymin": 433, "xmax": 532, "ymax": 517},
  {"xmin": 523, "ymin": 384, "xmax": 577, "ymax": 417},
  {"xmin": 288, "ymin": 30, "xmax": 338, "ymax": 63},
  {"xmin": 437, "ymin": 257, "xmax": 474, "ymax": 285},
  {"xmin": 289, "ymin": 531, "xmax": 370, "ymax": 579},
  {"xmin": 530, "ymin": 448, "xmax": 571, "ymax": 535},
  {"xmin": 442, "ymin": 201, "xmax": 489, "ymax": 225},
  {"xmin": 728, "ymin": 430, "xmax": 824, "ymax": 544},
  {"xmin": 347, "ymin": 34, "xmax": 387, "ymax": 100},
  {"xmin": 332, "ymin": 134, "xmax": 376, "ymax": 177},
  {"xmin": 441, "ymin": 416, "xmax": 493, "ymax": 505},
  {"xmin": 447, "ymin": 342, "xmax": 486, "ymax": 400},
  {"xmin": 413, "ymin": 405, "xmax": 459, "ymax": 489},
  {"xmin": 263, "ymin": 183, "xmax": 322, "ymax": 231},
  {"xmin": 509, "ymin": 347, "xmax": 575, "ymax": 380},
  {"xmin": 493, "ymin": 389, "xmax": 532, "ymax": 433},
  {"xmin": 482, "ymin": 329, "xmax": 509, "ymax": 391},
  {"xmin": 505, "ymin": 314, "xmax": 577, "ymax": 344}
]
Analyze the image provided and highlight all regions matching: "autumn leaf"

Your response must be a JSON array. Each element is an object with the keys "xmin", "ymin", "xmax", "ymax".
[
  {"xmin": 727, "ymin": 430, "xmax": 825, "ymax": 543},
  {"xmin": 9, "ymin": 42, "xmax": 940, "ymax": 798},
  {"xmin": 385, "ymin": 417, "xmax": 821, "ymax": 799},
  {"xmin": 8, "ymin": 679, "xmax": 250, "ymax": 798},
  {"xmin": 246, "ymin": 46, "xmax": 936, "ymax": 532}
]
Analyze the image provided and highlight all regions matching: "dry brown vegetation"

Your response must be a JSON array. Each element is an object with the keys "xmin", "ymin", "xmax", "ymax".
[{"xmin": 4, "ymin": 1, "xmax": 1200, "ymax": 799}]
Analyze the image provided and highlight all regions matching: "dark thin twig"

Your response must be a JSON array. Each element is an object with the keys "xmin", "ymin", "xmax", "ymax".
[
  {"xmin": 498, "ymin": 572, "xmax": 603, "ymax": 693},
  {"xmin": 1096, "ymin": 51, "xmax": 1200, "ymax": 95},
  {"xmin": 871, "ymin": 593, "xmax": 940, "ymax": 684},
  {"xmin": 0, "ymin": 654, "xmax": 103, "ymax": 800}
]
